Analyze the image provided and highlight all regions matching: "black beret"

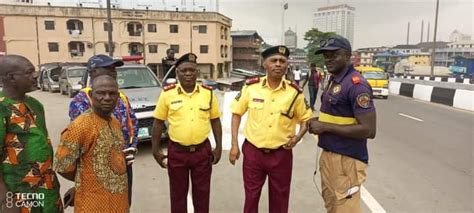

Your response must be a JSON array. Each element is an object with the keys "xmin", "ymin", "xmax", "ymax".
[
  {"xmin": 261, "ymin": 45, "xmax": 290, "ymax": 59},
  {"xmin": 175, "ymin": 53, "xmax": 197, "ymax": 68}
]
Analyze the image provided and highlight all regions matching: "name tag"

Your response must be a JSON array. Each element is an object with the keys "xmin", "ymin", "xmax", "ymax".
[
  {"xmin": 252, "ymin": 98, "xmax": 264, "ymax": 103},
  {"xmin": 171, "ymin": 100, "xmax": 182, "ymax": 104}
]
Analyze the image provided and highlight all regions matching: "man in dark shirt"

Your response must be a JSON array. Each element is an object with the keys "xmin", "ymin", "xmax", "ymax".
[{"xmin": 162, "ymin": 48, "xmax": 176, "ymax": 81}]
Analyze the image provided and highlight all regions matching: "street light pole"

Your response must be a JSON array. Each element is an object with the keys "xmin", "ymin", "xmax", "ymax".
[
  {"xmin": 106, "ymin": 0, "xmax": 114, "ymax": 56},
  {"xmin": 430, "ymin": 0, "xmax": 439, "ymax": 77}
]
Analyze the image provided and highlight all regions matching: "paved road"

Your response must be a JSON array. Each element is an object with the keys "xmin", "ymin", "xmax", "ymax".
[{"xmin": 28, "ymin": 89, "xmax": 473, "ymax": 213}]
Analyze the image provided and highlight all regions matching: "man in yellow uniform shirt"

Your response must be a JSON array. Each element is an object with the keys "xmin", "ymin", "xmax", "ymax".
[
  {"xmin": 229, "ymin": 45, "xmax": 312, "ymax": 213},
  {"xmin": 151, "ymin": 53, "xmax": 222, "ymax": 213}
]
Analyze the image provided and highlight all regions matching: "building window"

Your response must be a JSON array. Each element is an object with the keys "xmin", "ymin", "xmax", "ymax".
[
  {"xmin": 200, "ymin": 45, "xmax": 208, "ymax": 54},
  {"xmin": 198, "ymin": 25, "xmax": 207, "ymax": 34},
  {"xmin": 224, "ymin": 45, "xmax": 228, "ymax": 57},
  {"xmin": 220, "ymin": 26, "xmax": 224, "ymax": 39},
  {"xmin": 48, "ymin": 42, "xmax": 59, "ymax": 52},
  {"xmin": 66, "ymin": 19, "xmax": 83, "ymax": 35},
  {"xmin": 224, "ymin": 28, "xmax": 228, "ymax": 40},
  {"xmin": 170, "ymin": 25, "xmax": 179, "ymax": 33},
  {"xmin": 129, "ymin": 43, "xmax": 143, "ymax": 56},
  {"xmin": 68, "ymin": 42, "xmax": 85, "ymax": 57},
  {"xmin": 104, "ymin": 22, "xmax": 113, "ymax": 31},
  {"xmin": 148, "ymin": 24, "xmax": 157, "ymax": 33},
  {"xmin": 149, "ymin": 45, "xmax": 158, "ymax": 53},
  {"xmin": 220, "ymin": 45, "xmax": 224, "ymax": 57},
  {"xmin": 127, "ymin": 22, "xmax": 143, "ymax": 36},
  {"xmin": 170, "ymin": 44, "xmax": 179, "ymax": 53},
  {"xmin": 45, "ymin": 20, "xmax": 55, "ymax": 30}
]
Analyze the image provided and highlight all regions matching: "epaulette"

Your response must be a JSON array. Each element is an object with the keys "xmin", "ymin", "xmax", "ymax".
[
  {"xmin": 245, "ymin": 77, "xmax": 260, "ymax": 85},
  {"xmin": 352, "ymin": 75, "xmax": 361, "ymax": 85},
  {"xmin": 201, "ymin": 84, "xmax": 214, "ymax": 91},
  {"xmin": 163, "ymin": 84, "xmax": 176, "ymax": 91},
  {"xmin": 289, "ymin": 82, "xmax": 303, "ymax": 93}
]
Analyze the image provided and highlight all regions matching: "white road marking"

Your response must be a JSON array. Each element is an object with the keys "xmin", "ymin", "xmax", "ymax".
[
  {"xmin": 361, "ymin": 186, "xmax": 387, "ymax": 213},
  {"xmin": 398, "ymin": 113, "xmax": 424, "ymax": 122},
  {"xmin": 311, "ymin": 135, "xmax": 386, "ymax": 213},
  {"xmin": 187, "ymin": 192, "xmax": 194, "ymax": 212}
]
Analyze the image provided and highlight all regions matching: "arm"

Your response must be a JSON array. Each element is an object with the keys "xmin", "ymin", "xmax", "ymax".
[
  {"xmin": 53, "ymin": 121, "xmax": 84, "ymax": 182},
  {"xmin": 229, "ymin": 114, "xmax": 242, "ymax": 165},
  {"xmin": 312, "ymin": 112, "xmax": 376, "ymax": 139},
  {"xmin": 127, "ymin": 98, "xmax": 139, "ymax": 149},
  {"xmin": 210, "ymin": 118, "xmax": 222, "ymax": 164},
  {"xmin": 151, "ymin": 119, "xmax": 167, "ymax": 168}
]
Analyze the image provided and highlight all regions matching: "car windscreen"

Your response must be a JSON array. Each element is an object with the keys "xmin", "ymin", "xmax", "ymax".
[
  {"xmin": 117, "ymin": 67, "xmax": 160, "ymax": 89},
  {"xmin": 68, "ymin": 68, "xmax": 86, "ymax": 78},
  {"xmin": 362, "ymin": 72, "xmax": 386, "ymax": 80}
]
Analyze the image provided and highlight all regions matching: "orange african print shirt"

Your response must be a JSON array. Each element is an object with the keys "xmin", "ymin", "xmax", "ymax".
[{"xmin": 53, "ymin": 110, "xmax": 128, "ymax": 213}]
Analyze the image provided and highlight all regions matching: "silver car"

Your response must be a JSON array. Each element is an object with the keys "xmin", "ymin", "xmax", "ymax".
[
  {"xmin": 59, "ymin": 66, "xmax": 86, "ymax": 97},
  {"xmin": 82, "ymin": 63, "xmax": 167, "ymax": 142}
]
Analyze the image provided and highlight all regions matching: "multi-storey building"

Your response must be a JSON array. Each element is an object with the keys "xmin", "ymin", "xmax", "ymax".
[
  {"xmin": 230, "ymin": 30, "xmax": 263, "ymax": 71},
  {"xmin": 313, "ymin": 4, "xmax": 355, "ymax": 45}
]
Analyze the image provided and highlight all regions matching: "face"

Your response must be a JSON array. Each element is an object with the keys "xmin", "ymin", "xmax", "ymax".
[
  {"xmin": 9, "ymin": 61, "xmax": 38, "ymax": 93},
  {"xmin": 323, "ymin": 49, "xmax": 351, "ymax": 74},
  {"xmin": 263, "ymin": 54, "xmax": 288, "ymax": 80},
  {"xmin": 176, "ymin": 62, "xmax": 198, "ymax": 88},
  {"xmin": 90, "ymin": 79, "xmax": 119, "ymax": 117},
  {"xmin": 90, "ymin": 65, "xmax": 117, "ymax": 80},
  {"xmin": 167, "ymin": 50, "xmax": 175, "ymax": 58}
]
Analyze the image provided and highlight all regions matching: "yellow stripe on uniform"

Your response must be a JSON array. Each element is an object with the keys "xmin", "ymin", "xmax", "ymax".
[{"xmin": 319, "ymin": 112, "xmax": 357, "ymax": 125}]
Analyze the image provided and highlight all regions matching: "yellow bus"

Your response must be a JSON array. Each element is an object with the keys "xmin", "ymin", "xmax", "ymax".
[{"xmin": 354, "ymin": 66, "xmax": 389, "ymax": 99}]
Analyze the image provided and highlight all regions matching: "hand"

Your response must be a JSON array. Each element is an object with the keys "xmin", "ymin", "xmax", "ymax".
[
  {"xmin": 153, "ymin": 151, "xmax": 168, "ymax": 169},
  {"xmin": 123, "ymin": 147, "xmax": 137, "ymax": 165},
  {"xmin": 283, "ymin": 135, "xmax": 301, "ymax": 149},
  {"xmin": 63, "ymin": 187, "xmax": 75, "ymax": 209},
  {"xmin": 308, "ymin": 118, "xmax": 326, "ymax": 135},
  {"xmin": 212, "ymin": 147, "xmax": 222, "ymax": 165},
  {"xmin": 229, "ymin": 144, "xmax": 240, "ymax": 165}
]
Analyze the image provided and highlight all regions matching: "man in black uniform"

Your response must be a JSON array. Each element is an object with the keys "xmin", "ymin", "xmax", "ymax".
[{"xmin": 162, "ymin": 48, "xmax": 177, "ymax": 81}]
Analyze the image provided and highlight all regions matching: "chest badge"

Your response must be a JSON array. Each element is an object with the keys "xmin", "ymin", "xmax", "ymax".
[{"xmin": 332, "ymin": 84, "xmax": 342, "ymax": 95}]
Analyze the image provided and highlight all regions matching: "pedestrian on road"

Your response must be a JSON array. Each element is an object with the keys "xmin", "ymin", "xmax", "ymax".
[
  {"xmin": 68, "ymin": 54, "xmax": 138, "ymax": 207},
  {"xmin": 229, "ymin": 45, "xmax": 312, "ymax": 213},
  {"xmin": 293, "ymin": 66, "xmax": 302, "ymax": 86},
  {"xmin": 162, "ymin": 48, "xmax": 177, "ymax": 82},
  {"xmin": 0, "ymin": 55, "xmax": 64, "ymax": 213},
  {"xmin": 54, "ymin": 75, "xmax": 129, "ymax": 213},
  {"xmin": 308, "ymin": 63, "xmax": 322, "ymax": 111},
  {"xmin": 308, "ymin": 35, "xmax": 377, "ymax": 213},
  {"xmin": 152, "ymin": 53, "xmax": 222, "ymax": 213}
]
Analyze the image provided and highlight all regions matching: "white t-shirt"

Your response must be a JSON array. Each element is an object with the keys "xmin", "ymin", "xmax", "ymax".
[{"xmin": 293, "ymin": 70, "xmax": 301, "ymax": 80}]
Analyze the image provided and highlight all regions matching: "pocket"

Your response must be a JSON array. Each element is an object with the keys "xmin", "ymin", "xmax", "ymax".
[
  {"xmin": 354, "ymin": 160, "xmax": 368, "ymax": 185},
  {"xmin": 169, "ymin": 102, "xmax": 183, "ymax": 113},
  {"xmin": 278, "ymin": 108, "xmax": 293, "ymax": 128},
  {"xmin": 198, "ymin": 103, "xmax": 211, "ymax": 120},
  {"xmin": 248, "ymin": 101, "xmax": 264, "ymax": 123},
  {"xmin": 328, "ymin": 95, "xmax": 339, "ymax": 105}
]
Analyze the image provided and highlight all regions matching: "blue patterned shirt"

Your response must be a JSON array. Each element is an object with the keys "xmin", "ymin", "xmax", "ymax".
[{"xmin": 69, "ymin": 89, "xmax": 139, "ymax": 148}]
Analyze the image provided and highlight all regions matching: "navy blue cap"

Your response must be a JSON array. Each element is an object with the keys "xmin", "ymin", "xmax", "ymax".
[
  {"xmin": 175, "ymin": 53, "xmax": 197, "ymax": 68},
  {"xmin": 261, "ymin": 45, "xmax": 290, "ymax": 59},
  {"xmin": 314, "ymin": 35, "xmax": 352, "ymax": 55},
  {"xmin": 87, "ymin": 54, "xmax": 124, "ymax": 71}
]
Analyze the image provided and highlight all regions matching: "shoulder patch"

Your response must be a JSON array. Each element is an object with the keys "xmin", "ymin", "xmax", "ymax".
[
  {"xmin": 289, "ymin": 82, "xmax": 303, "ymax": 93},
  {"xmin": 352, "ymin": 75, "xmax": 361, "ymax": 85},
  {"xmin": 163, "ymin": 84, "xmax": 176, "ymax": 91},
  {"xmin": 201, "ymin": 84, "xmax": 214, "ymax": 91},
  {"xmin": 245, "ymin": 77, "xmax": 260, "ymax": 85},
  {"xmin": 356, "ymin": 93, "xmax": 371, "ymax": 109}
]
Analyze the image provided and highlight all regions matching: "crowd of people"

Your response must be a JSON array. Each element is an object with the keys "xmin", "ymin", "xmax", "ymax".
[{"xmin": 0, "ymin": 35, "xmax": 376, "ymax": 213}]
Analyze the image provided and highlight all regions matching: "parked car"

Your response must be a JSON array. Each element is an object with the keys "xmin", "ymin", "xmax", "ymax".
[
  {"xmin": 39, "ymin": 65, "xmax": 62, "ymax": 92},
  {"xmin": 59, "ymin": 66, "xmax": 86, "ymax": 97},
  {"xmin": 81, "ymin": 62, "xmax": 167, "ymax": 142}
]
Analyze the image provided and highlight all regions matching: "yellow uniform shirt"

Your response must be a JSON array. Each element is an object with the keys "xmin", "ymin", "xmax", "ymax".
[
  {"xmin": 231, "ymin": 77, "xmax": 312, "ymax": 149},
  {"xmin": 153, "ymin": 84, "xmax": 220, "ymax": 145}
]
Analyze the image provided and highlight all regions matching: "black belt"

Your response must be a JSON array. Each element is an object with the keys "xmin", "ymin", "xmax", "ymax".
[
  {"xmin": 171, "ymin": 139, "xmax": 208, "ymax": 152},
  {"xmin": 245, "ymin": 140, "xmax": 283, "ymax": 154}
]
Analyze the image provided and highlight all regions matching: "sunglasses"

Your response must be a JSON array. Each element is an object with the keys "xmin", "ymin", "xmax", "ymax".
[{"xmin": 319, "ymin": 38, "xmax": 336, "ymax": 47}]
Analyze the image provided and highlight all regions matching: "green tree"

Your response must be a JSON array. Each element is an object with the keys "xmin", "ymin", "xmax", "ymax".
[{"xmin": 304, "ymin": 28, "xmax": 337, "ymax": 68}]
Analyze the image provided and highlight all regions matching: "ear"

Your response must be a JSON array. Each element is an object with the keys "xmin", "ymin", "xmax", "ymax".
[{"xmin": 87, "ymin": 89, "xmax": 93, "ymax": 98}]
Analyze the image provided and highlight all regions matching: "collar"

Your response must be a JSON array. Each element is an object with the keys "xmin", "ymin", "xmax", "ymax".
[
  {"xmin": 333, "ymin": 64, "xmax": 354, "ymax": 83},
  {"xmin": 177, "ymin": 84, "xmax": 200, "ymax": 95},
  {"xmin": 261, "ymin": 77, "xmax": 286, "ymax": 91}
]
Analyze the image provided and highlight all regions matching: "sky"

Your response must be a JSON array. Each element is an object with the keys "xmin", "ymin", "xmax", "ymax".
[
  {"xmin": 219, "ymin": 0, "xmax": 473, "ymax": 49},
  {"xmin": 10, "ymin": 0, "xmax": 473, "ymax": 49}
]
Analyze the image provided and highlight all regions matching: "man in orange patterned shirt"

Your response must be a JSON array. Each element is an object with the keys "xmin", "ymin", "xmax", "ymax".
[{"xmin": 54, "ymin": 75, "xmax": 128, "ymax": 212}]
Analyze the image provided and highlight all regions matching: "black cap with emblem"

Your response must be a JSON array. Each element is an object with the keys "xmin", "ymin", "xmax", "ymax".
[
  {"xmin": 261, "ymin": 45, "xmax": 290, "ymax": 59},
  {"xmin": 175, "ymin": 53, "xmax": 198, "ymax": 68}
]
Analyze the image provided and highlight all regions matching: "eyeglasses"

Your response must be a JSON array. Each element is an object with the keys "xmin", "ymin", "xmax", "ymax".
[{"xmin": 320, "ymin": 38, "xmax": 336, "ymax": 47}]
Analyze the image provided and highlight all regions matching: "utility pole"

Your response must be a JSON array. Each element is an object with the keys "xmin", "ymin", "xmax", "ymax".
[
  {"xmin": 430, "ymin": 0, "xmax": 439, "ymax": 77},
  {"xmin": 420, "ymin": 20, "xmax": 424, "ymax": 43},
  {"xmin": 406, "ymin": 22, "xmax": 410, "ymax": 45},
  {"xmin": 106, "ymin": 0, "xmax": 114, "ymax": 56}
]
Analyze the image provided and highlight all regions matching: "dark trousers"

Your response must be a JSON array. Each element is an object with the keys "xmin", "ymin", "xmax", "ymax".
[
  {"xmin": 308, "ymin": 85, "xmax": 319, "ymax": 111},
  {"xmin": 242, "ymin": 140, "xmax": 293, "ymax": 213},
  {"xmin": 127, "ymin": 165, "xmax": 133, "ymax": 206},
  {"xmin": 168, "ymin": 139, "xmax": 213, "ymax": 213}
]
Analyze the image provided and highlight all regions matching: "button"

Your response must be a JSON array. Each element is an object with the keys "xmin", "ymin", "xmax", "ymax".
[
  {"xmin": 272, "ymin": 99, "xmax": 275, "ymax": 102},
  {"xmin": 190, "ymin": 108, "xmax": 193, "ymax": 110},
  {"xmin": 269, "ymin": 125, "xmax": 272, "ymax": 128}
]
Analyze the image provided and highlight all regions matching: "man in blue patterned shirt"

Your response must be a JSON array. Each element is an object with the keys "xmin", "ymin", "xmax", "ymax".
[{"xmin": 68, "ymin": 54, "xmax": 138, "ymax": 206}]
